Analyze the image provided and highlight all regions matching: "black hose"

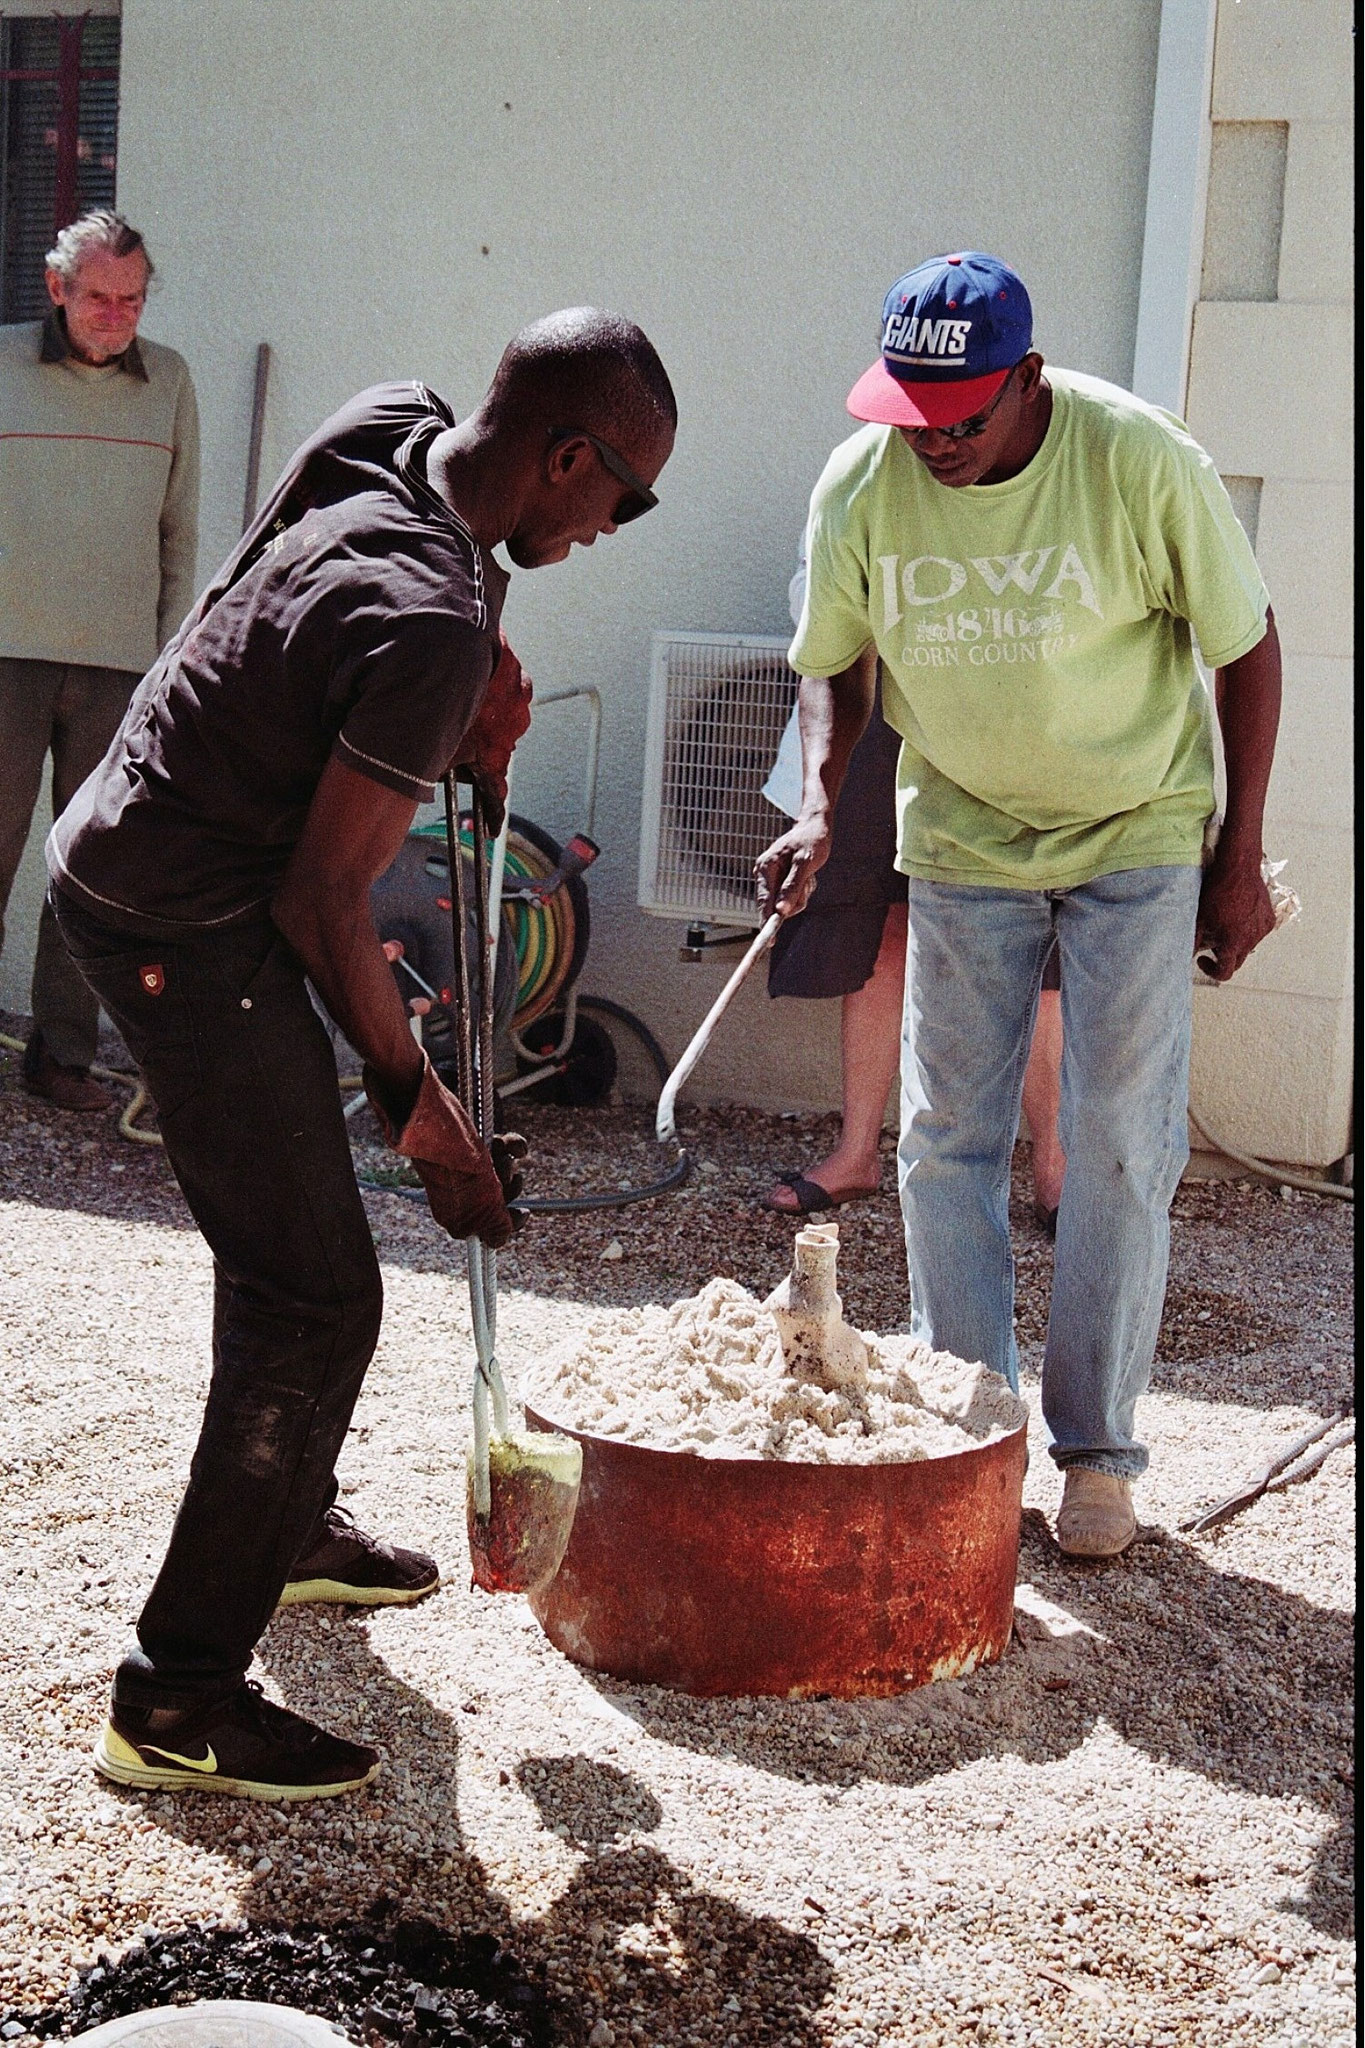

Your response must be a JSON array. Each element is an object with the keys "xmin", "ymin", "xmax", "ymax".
[
  {"xmin": 518, "ymin": 995, "xmax": 689, "ymax": 1215},
  {"xmin": 575, "ymin": 995, "xmax": 670, "ymax": 1087},
  {"xmin": 356, "ymin": 993, "xmax": 691, "ymax": 1217}
]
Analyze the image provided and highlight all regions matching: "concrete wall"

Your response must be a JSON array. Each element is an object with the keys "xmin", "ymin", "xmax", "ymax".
[
  {"xmin": 1183, "ymin": 0, "xmax": 1355, "ymax": 1167},
  {"xmin": 2, "ymin": 0, "xmax": 1166, "ymax": 1114}
]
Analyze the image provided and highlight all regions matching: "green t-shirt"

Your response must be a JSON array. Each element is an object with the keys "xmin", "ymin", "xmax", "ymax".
[{"xmin": 790, "ymin": 367, "xmax": 1270, "ymax": 889}]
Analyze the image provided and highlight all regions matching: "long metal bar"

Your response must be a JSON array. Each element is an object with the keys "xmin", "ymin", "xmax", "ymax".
[
  {"xmin": 655, "ymin": 912, "xmax": 781, "ymax": 1146},
  {"xmin": 1180, "ymin": 1409, "xmax": 1352, "ymax": 1533},
  {"xmin": 471, "ymin": 791, "xmax": 497, "ymax": 1145},
  {"xmin": 445, "ymin": 773, "xmax": 515, "ymax": 1513},
  {"xmin": 241, "ymin": 341, "xmax": 272, "ymax": 533},
  {"xmin": 485, "ymin": 750, "xmax": 513, "ymax": 996},
  {"xmin": 445, "ymin": 775, "xmax": 492, "ymax": 1513},
  {"xmin": 469, "ymin": 788, "xmax": 509, "ymax": 1435},
  {"xmin": 443, "ymin": 773, "xmax": 475, "ymax": 1112},
  {"xmin": 1269, "ymin": 1419, "xmax": 1354, "ymax": 1492}
]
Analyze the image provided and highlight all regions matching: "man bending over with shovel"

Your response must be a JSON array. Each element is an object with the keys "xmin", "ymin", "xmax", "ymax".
[
  {"xmin": 46, "ymin": 311, "xmax": 676, "ymax": 1799},
  {"xmin": 757, "ymin": 253, "xmax": 1279, "ymax": 1561}
]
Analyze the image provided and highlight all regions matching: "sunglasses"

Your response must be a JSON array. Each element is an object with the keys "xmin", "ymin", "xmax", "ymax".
[
  {"xmin": 548, "ymin": 427, "xmax": 658, "ymax": 523},
  {"xmin": 905, "ymin": 365, "xmax": 1017, "ymax": 442}
]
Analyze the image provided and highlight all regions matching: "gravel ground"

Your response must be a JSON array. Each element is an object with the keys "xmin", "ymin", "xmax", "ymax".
[{"xmin": 0, "ymin": 1025, "xmax": 1355, "ymax": 2047}]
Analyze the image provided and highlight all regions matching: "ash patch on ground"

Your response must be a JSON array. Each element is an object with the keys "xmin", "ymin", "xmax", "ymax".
[{"xmin": 2, "ymin": 1912, "xmax": 553, "ymax": 2047}]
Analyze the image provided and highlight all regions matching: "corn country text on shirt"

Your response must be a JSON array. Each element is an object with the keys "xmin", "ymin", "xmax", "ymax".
[
  {"xmin": 789, "ymin": 369, "xmax": 1270, "ymax": 890},
  {"xmin": 49, "ymin": 383, "xmax": 507, "ymax": 938}
]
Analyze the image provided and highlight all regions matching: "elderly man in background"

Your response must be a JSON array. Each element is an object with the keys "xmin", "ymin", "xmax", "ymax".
[{"xmin": 0, "ymin": 208, "xmax": 199, "ymax": 1109}]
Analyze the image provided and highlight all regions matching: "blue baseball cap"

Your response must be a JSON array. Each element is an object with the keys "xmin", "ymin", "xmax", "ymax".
[{"xmin": 847, "ymin": 252, "xmax": 1033, "ymax": 430}]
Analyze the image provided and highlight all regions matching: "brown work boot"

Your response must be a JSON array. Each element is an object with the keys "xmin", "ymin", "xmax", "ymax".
[
  {"xmin": 21, "ymin": 1039, "xmax": 112, "ymax": 1112},
  {"xmin": 1056, "ymin": 1468, "xmax": 1136, "ymax": 1558}
]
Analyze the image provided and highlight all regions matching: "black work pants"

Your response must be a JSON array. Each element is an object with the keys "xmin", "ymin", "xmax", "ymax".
[{"xmin": 51, "ymin": 886, "xmax": 384, "ymax": 1711}]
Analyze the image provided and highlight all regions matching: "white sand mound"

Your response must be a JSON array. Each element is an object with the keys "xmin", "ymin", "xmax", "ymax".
[{"xmin": 522, "ymin": 1276, "xmax": 1025, "ymax": 1463}]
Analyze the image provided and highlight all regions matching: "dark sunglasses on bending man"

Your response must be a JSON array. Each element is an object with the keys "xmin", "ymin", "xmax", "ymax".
[{"xmin": 547, "ymin": 426, "xmax": 658, "ymax": 523}]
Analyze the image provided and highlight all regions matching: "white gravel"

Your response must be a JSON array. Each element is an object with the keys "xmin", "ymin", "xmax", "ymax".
[{"xmin": 0, "ymin": 1047, "xmax": 1355, "ymax": 2047}]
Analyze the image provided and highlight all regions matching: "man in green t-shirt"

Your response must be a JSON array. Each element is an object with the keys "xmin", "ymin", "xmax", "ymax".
[{"xmin": 756, "ymin": 252, "xmax": 1281, "ymax": 1558}]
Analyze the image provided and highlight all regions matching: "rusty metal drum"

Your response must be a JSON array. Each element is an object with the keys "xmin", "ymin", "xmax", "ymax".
[{"xmin": 525, "ymin": 1406, "xmax": 1027, "ymax": 1698}]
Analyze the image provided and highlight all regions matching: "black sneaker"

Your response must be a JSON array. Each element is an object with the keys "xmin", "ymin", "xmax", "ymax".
[
  {"xmin": 94, "ymin": 1681, "xmax": 379, "ymax": 1800},
  {"xmin": 277, "ymin": 1504, "xmax": 441, "ymax": 1609}
]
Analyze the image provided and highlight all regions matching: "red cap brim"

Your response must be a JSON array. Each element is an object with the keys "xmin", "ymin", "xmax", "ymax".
[{"xmin": 846, "ymin": 360, "xmax": 1010, "ymax": 430}]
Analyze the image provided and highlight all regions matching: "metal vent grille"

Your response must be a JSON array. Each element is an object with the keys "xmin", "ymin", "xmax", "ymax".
[{"xmin": 638, "ymin": 631, "xmax": 798, "ymax": 926}]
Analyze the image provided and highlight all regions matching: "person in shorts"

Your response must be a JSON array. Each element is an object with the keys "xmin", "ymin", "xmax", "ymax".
[{"xmin": 763, "ymin": 543, "xmax": 1065, "ymax": 1230}]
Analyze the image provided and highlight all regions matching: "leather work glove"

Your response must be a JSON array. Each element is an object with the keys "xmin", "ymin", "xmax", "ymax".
[
  {"xmin": 488, "ymin": 1129, "xmax": 529, "ymax": 1207},
  {"xmin": 452, "ymin": 636, "xmax": 533, "ymax": 834},
  {"xmin": 365, "ymin": 1054, "xmax": 526, "ymax": 1247}
]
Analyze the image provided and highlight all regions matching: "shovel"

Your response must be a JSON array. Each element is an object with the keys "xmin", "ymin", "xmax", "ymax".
[{"xmin": 443, "ymin": 773, "xmax": 582, "ymax": 1595}]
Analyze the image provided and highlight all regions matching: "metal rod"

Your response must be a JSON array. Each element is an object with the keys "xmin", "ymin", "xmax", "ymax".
[
  {"xmin": 655, "ymin": 913, "xmax": 781, "ymax": 1146},
  {"xmin": 471, "ymin": 790, "xmax": 496, "ymax": 1145},
  {"xmin": 1180, "ymin": 1409, "xmax": 1351, "ymax": 1533},
  {"xmin": 443, "ymin": 774, "xmax": 474, "ymax": 1113},
  {"xmin": 241, "ymin": 342, "xmax": 272, "ymax": 534},
  {"xmin": 394, "ymin": 952, "xmax": 440, "ymax": 1003},
  {"xmin": 470, "ymin": 1354, "xmax": 491, "ymax": 1518},
  {"xmin": 485, "ymin": 752, "xmax": 513, "ymax": 997},
  {"xmin": 579, "ymin": 689, "xmax": 602, "ymax": 838},
  {"xmin": 1268, "ymin": 1419, "xmax": 1353, "ymax": 1493},
  {"xmin": 449, "ymin": 775, "xmax": 513, "ymax": 1489},
  {"xmin": 469, "ymin": 785, "xmax": 503, "ymax": 1405}
]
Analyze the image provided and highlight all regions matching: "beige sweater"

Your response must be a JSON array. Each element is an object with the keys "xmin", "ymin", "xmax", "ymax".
[{"xmin": 0, "ymin": 316, "xmax": 200, "ymax": 673}]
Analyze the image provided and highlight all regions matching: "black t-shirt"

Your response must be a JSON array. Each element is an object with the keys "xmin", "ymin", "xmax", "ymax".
[{"xmin": 49, "ymin": 381, "xmax": 509, "ymax": 936}]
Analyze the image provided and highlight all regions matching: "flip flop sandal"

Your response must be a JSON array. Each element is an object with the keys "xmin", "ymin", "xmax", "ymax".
[{"xmin": 763, "ymin": 1173, "xmax": 879, "ymax": 1215}]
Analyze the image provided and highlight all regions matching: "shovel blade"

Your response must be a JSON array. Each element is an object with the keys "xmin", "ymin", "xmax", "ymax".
[{"xmin": 467, "ymin": 1429, "xmax": 583, "ymax": 1594}]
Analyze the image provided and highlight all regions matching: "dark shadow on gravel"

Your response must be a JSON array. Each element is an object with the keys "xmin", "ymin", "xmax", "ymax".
[
  {"xmin": 514, "ymin": 1755, "xmax": 663, "ymax": 1843},
  {"xmin": 587, "ymin": 1517, "xmax": 1354, "ymax": 1941},
  {"xmin": 117, "ymin": 1607, "xmax": 834, "ymax": 2047},
  {"xmin": 517, "ymin": 1757, "xmax": 835, "ymax": 2048}
]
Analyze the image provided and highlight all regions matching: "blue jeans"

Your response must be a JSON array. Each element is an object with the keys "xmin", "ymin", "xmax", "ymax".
[{"xmin": 897, "ymin": 865, "xmax": 1201, "ymax": 1478}]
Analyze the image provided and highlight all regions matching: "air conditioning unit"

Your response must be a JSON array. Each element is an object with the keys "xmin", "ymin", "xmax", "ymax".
[{"xmin": 638, "ymin": 631, "xmax": 799, "ymax": 928}]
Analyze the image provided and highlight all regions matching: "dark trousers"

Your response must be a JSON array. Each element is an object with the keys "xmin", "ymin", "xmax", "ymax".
[
  {"xmin": 0, "ymin": 658, "xmax": 139, "ymax": 1065},
  {"xmin": 51, "ymin": 887, "xmax": 384, "ymax": 1711}
]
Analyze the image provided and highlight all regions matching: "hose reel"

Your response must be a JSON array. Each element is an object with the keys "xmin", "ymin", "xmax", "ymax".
[{"xmin": 370, "ymin": 813, "xmax": 592, "ymax": 1078}]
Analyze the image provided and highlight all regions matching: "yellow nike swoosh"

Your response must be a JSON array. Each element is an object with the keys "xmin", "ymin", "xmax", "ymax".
[{"xmin": 143, "ymin": 1741, "xmax": 218, "ymax": 1774}]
